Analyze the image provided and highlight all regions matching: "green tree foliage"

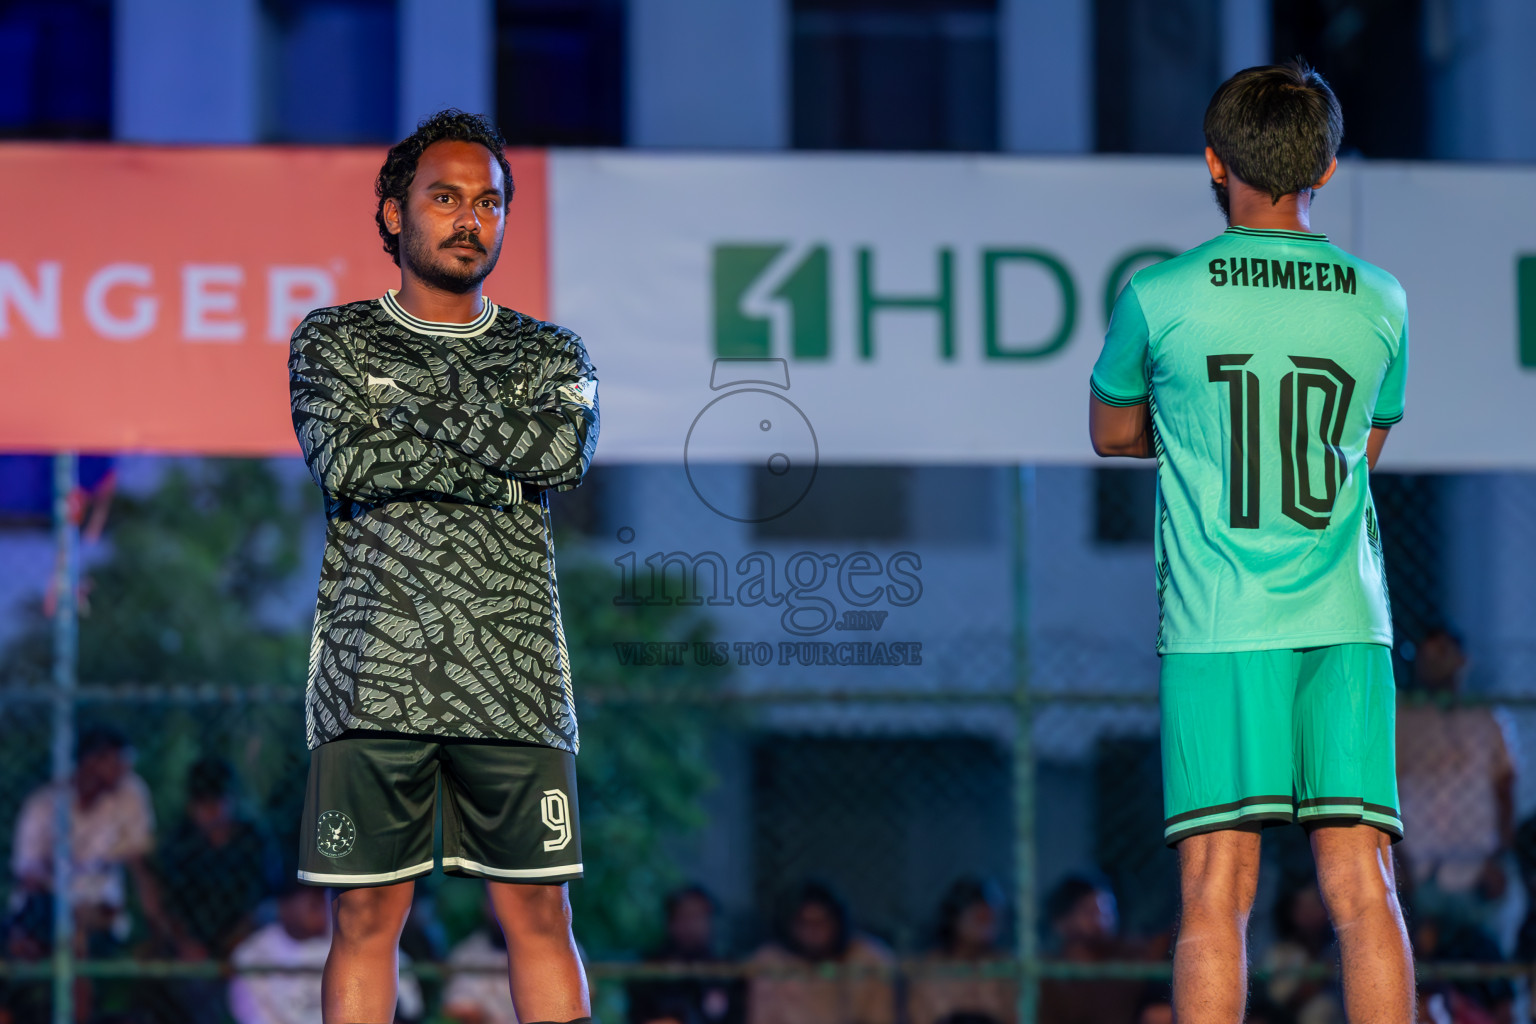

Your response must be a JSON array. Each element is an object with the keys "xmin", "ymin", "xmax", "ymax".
[
  {"xmin": 558, "ymin": 552, "xmax": 729, "ymax": 959},
  {"xmin": 4, "ymin": 458, "xmax": 312, "ymax": 686},
  {"xmin": 4, "ymin": 460, "xmax": 726, "ymax": 967}
]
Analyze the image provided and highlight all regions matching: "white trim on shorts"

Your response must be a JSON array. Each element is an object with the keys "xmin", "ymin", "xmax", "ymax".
[
  {"xmin": 442, "ymin": 856, "xmax": 583, "ymax": 880},
  {"xmin": 296, "ymin": 859, "xmax": 436, "ymax": 886}
]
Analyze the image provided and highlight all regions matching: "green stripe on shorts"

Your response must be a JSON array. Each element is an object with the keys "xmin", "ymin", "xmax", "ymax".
[{"xmin": 1164, "ymin": 796, "xmax": 1294, "ymax": 844}]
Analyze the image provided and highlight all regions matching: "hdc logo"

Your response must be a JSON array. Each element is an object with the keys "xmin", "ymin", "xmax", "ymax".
[{"xmin": 712, "ymin": 242, "xmax": 1175, "ymax": 362}]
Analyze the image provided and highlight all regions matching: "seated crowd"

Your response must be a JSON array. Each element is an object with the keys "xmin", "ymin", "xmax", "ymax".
[{"xmin": 5, "ymin": 635, "xmax": 1532, "ymax": 1024}]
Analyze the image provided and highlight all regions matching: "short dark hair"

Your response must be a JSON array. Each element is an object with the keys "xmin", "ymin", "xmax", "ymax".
[
  {"xmin": 1418, "ymin": 623, "xmax": 1467, "ymax": 653},
  {"xmin": 374, "ymin": 108, "xmax": 514, "ymax": 266},
  {"xmin": 1044, "ymin": 873, "xmax": 1106, "ymax": 925},
  {"xmin": 186, "ymin": 756, "xmax": 234, "ymax": 801},
  {"xmin": 76, "ymin": 725, "xmax": 129, "ymax": 760},
  {"xmin": 935, "ymin": 874, "xmax": 1006, "ymax": 951},
  {"xmin": 1203, "ymin": 60, "xmax": 1343, "ymax": 203},
  {"xmin": 781, "ymin": 880, "xmax": 851, "ymax": 957},
  {"xmin": 664, "ymin": 883, "xmax": 719, "ymax": 920}
]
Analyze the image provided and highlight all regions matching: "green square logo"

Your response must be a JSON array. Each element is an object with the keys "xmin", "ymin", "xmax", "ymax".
[
  {"xmin": 1521, "ymin": 255, "xmax": 1536, "ymax": 369},
  {"xmin": 712, "ymin": 244, "xmax": 830, "ymax": 359}
]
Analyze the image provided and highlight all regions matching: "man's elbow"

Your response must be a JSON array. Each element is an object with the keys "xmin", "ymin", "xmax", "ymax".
[{"xmin": 1090, "ymin": 434, "xmax": 1133, "ymax": 458}]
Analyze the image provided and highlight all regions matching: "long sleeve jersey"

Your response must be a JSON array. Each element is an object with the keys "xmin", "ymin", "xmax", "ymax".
[{"xmin": 289, "ymin": 292, "xmax": 599, "ymax": 751}]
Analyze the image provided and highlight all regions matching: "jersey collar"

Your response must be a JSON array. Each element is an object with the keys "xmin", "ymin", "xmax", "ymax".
[
  {"xmin": 380, "ymin": 289, "xmax": 498, "ymax": 338},
  {"xmin": 1223, "ymin": 225, "xmax": 1330, "ymax": 244}
]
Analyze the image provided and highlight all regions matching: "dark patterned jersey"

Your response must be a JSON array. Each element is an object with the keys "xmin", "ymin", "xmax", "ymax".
[{"xmin": 289, "ymin": 291, "xmax": 600, "ymax": 751}]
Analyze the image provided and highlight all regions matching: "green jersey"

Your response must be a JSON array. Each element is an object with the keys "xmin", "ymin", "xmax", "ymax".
[{"xmin": 1091, "ymin": 225, "xmax": 1409, "ymax": 654}]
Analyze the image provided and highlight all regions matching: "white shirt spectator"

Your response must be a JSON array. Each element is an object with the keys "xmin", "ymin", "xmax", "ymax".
[
  {"xmin": 228, "ymin": 920, "xmax": 423, "ymax": 1024},
  {"xmin": 10, "ymin": 773, "xmax": 154, "ymax": 909},
  {"xmin": 1398, "ymin": 704, "xmax": 1517, "ymax": 890},
  {"xmin": 443, "ymin": 929, "xmax": 518, "ymax": 1024}
]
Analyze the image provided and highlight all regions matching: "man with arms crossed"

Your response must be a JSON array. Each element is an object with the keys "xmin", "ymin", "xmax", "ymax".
[
  {"xmin": 289, "ymin": 109, "xmax": 599, "ymax": 1024},
  {"xmin": 1089, "ymin": 63, "xmax": 1412, "ymax": 1023}
]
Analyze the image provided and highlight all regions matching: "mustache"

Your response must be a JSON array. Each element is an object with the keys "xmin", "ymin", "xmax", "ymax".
[{"xmin": 440, "ymin": 232, "xmax": 487, "ymax": 253}]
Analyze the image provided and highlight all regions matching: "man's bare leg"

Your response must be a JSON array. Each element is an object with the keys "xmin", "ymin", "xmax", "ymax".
[
  {"xmin": 1311, "ymin": 824, "xmax": 1415, "ymax": 1024},
  {"xmin": 1173, "ymin": 827, "xmax": 1262, "ymax": 1024},
  {"xmin": 488, "ymin": 881, "xmax": 590, "ymax": 1022},
  {"xmin": 323, "ymin": 881, "xmax": 415, "ymax": 1023}
]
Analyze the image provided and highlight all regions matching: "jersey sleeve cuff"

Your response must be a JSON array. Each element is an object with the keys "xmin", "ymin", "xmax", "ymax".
[
  {"xmin": 1371, "ymin": 411, "xmax": 1404, "ymax": 428},
  {"xmin": 1090, "ymin": 378, "xmax": 1150, "ymax": 408}
]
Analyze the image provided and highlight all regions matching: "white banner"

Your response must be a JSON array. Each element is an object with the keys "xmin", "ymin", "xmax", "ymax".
[{"xmin": 550, "ymin": 152, "xmax": 1535, "ymax": 469}]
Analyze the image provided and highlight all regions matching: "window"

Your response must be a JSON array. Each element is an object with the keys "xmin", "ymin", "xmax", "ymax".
[
  {"xmin": 752, "ymin": 465, "xmax": 911, "ymax": 541},
  {"xmin": 793, "ymin": 0, "xmax": 998, "ymax": 152},
  {"xmin": 495, "ymin": 0, "xmax": 624, "ymax": 146},
  {"xmin": 1371, "ymin": 473, "xmax": 1445, "ymax": 646},
  {"xmin": 1093, "ymin": 466, "xmax": 1156, "ymax": 544},
  {"xmin": 0, "ymin": 0, "xmax": 111, "ymax": 139},
  {"xmin": 753, "ymin": 735, "xmax": 1012, "ymax": 942},
  {"xmin": 1271, "ymin": 0, "xmax": 1429, "ymax": 159},
  {"xmin": 263, "ymin": 0, "xmax": 398, "ymax": 144},
  {"xmin": 752, "ymin": 464, "xmax": 997, "ymax": 543},
  {"xmin": 1094, "ymin": 0, "xmax": 1222, "ymax": 154},
  {"xmin": 546, "ymin": 471, "xmax": 608, "ymax": 539}
]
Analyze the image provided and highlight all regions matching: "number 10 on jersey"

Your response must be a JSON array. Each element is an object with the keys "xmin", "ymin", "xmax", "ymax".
[{"xmin": 1206, "ymin": 354, "xmax": 1358, "ymax": 531}]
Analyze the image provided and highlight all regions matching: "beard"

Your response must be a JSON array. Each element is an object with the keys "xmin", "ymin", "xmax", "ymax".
[
  {"xmin": 400, "ymin": 215, "xmax": 503, "ymax": 293},
  {"xmin": 1210, "ymin": 179, "xmax": 1231, "ymax": 222}
]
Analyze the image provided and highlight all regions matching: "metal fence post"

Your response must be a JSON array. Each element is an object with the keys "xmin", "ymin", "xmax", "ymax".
[
  {"xmin": 1011, "ymin": 464, "xmax": 1037, "ymax": 1024},
  {"xmin": 51, "ymin": 452, "xmax": 78, "ymax": 1024}
]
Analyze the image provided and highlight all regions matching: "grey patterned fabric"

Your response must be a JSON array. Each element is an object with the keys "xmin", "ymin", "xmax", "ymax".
[{"xmin": 289, "ymin": 292, "xmax": 599, "ymax": 752}]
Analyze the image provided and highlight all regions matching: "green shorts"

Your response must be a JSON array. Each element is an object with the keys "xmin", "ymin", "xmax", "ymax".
[
  {"xmin": 1160, "ymin": 643, "xmax": 1401, "ymax": 847},
  {"xmin": 297, "ymin": 732, "xmax": 583, "ymax": 888}
]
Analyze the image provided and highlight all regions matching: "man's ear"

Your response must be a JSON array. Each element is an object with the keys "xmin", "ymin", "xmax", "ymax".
[
  {"xmin": 383, "ymin": 197, "xmax": 403, "ymax": 237},
  {"xmin": 1312, "ymin": 156, "xmax": 1339, "ymax": 190},
  {"xmin": 1204, "ymin": 147, "xmax": 1227, "ymax": 185}
]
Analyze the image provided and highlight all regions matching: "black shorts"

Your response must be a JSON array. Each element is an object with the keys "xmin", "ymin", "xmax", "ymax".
[{"xmin": 296, "ymin": 732, "xmax": 582, "ymax": 888}]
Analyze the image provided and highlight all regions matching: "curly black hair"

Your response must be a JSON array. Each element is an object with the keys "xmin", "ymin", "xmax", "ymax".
[{"xmin": 375, "ymin": 109, "xmax": 514, "ymax": 266}]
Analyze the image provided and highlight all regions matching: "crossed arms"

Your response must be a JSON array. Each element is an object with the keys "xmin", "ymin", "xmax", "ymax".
[{"xmin": 290, "ymin": 316, "xmax": 600, "ymax": 509}]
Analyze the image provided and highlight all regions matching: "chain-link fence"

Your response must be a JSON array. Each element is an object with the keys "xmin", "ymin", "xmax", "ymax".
[{"xmin": 1, "ymin": 458, "xmax": 1534, "ymax": 1024}]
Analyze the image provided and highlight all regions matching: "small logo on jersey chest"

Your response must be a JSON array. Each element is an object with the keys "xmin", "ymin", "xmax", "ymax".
[{"xmin": 316, "ymin": 809, "xmax": 357, "ymax": 859}]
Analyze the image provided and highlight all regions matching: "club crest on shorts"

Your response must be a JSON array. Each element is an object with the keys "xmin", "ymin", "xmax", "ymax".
[
  {"xmin": 316, "ymin": 809, "xmax": 357, "ymax": 859},
  {"xmin": 540, "ymin": 789, "xmax": 572, "ymax": 851}
]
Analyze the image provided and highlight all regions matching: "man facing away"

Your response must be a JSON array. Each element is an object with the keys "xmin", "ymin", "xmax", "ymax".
[
  {"xmin": 1088, "ymin": 63, "xmax": 1413, "ymax": 1023},
  {"xmin": 288, "ymin": 109, "xmax": 600, "ymax": 1024}
]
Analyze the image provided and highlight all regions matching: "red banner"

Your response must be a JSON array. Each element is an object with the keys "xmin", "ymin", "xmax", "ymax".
[{"xmin": 0, "ymin": 144, "xmax": 548, "ymax": 455}]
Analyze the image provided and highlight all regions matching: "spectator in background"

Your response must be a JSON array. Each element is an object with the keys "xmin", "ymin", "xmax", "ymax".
[
  {"xmin": 155, "ymin": 757, "xmax": 279, "ymax": 960},
  {"xmin": 628, "ymin": 884, "xmax": 746, "ymax": 1024},
  {"xmin": 1036, "ymin": 874, "xmax": 1165, "ymax": 1024},
  {"xmin": 1396, "ymin": 626, "xmax": 1521, "ymax": 950},
  {"xmin": 229, "ymin": 881, "xmax": 423, "ymax": 1024},
  {"xmin": 7, "ymin": 726, "xmax": 166, "ymax": 957},
  {"xmin": 1132, "ymin": 987, "xmax": 1173, "ymax": 1024},
  {"xmin": 1260, "ymin": 879, "xmax": 1341, "ymax": 1024},
  {"xmin": 441, "ymin": 896, "xmax": 518, "ymax": 1024},
  {"xmin": 1412, "ymin": 915, "xmax": 1514, "ymax": 1024},
  {"xmin": 907, "ymin": 875, "xmax": 1016, "ymax": 1024},
  {"xmin": 1512, "ymin": 813, "xmax": 1536, "ymax": 960},
  {"xmin": 747, "ymin": 881, "xmax": 895, "ymax": 1024}
]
